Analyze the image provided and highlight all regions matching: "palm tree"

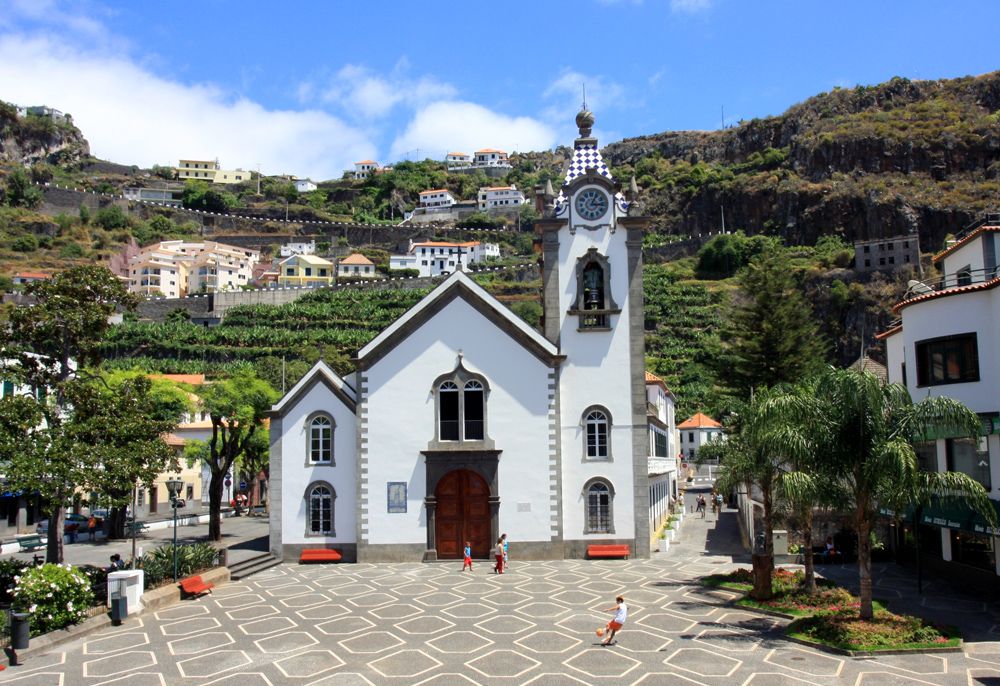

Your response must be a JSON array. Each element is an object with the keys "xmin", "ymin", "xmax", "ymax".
[
  {"xmin": 813, "ymin": 368, "xmax": 995, "ymax": 620},
  {"xmin": 708, "ymin": 386, "xmax": 799, "ymax": 600}
]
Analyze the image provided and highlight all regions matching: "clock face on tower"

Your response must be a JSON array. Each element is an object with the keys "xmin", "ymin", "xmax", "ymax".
[{"xmin": 575, "ymin": 188, "xmax": 609, "ymax": 221}]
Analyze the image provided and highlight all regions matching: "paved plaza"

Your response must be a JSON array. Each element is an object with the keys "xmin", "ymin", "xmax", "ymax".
[{"xmin": 2, "ymin": 499, "xmax": 999, "ymax": 685}]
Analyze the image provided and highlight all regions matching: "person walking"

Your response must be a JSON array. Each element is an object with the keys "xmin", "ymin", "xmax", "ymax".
[
  {"xmin": 696, "ymin": 494, "xmax": 706, "ymax": 518},
  {"xmin": 87, "ymin": 514, "xmax": 98, "ymax": 541},
  {"xmin": 462, "ymin": 542, "xmax": 473, "ymax": 572},
  {"xmin": 501, "ymin": 533, "xmax": 509, "ymax": 572},
  {"xmin": 714, "ymin": 491, "xmax": 724, "ymax": 516},
  {"xmin": 493, "ymin": 538, "xmax": 505, "ymax": 574},
  {"xmin": 601, "ymin": 595, "xmax": 628, "ymax": 646}
]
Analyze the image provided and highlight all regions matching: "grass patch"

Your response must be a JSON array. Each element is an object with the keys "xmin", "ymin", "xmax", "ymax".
[
  {"xmin": 788, "ymin": 611, "xmax": 961, "ymax": 652},
  {"xmin": 702, "ymin": 567, "xmax": 753, "ymax": 592}
]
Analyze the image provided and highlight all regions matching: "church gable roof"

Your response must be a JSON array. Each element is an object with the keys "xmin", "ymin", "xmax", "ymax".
[
  {"xmin": 356, "ymin": 271, "xmax": 561, "ymax": 369},
  {"xmin": 268, "ymin": 360, "xmax": 356, "ymax": 418}
]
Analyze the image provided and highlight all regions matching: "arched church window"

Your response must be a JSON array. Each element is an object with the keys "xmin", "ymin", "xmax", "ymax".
[
  {"xmin": 439, "ymin": 381, "xmax": 460, "ymax": 441},
  {"xmin": 306, "ymin": 483, "xmax": 335, "ymax": 535},
  {"xmin": 583, "ymin": 406, "xmax": 612, "ymax": 460},
  {"xmin": 584, "ymin": 479, "xmax": 615, "ymax": 534},
  {"xmin": 308, "ymin": 415, "xmax": 333, "ymax": 464},
  {"xmin": 433, "ymin": 367, "xmax": 491, "ymax": 445},
  {"xmin": 464, "ymin": 380, "xmax": 485, "ymax": 440}
]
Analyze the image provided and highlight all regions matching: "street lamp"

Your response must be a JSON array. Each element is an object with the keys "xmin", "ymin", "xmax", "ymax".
[{"xmin": 165, "ymin": 477, "xmax": 184, "ymax": 582}]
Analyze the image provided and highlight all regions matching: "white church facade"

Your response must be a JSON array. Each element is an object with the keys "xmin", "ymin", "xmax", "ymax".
[{"xmin": 269, "ymin": 109, "xmax": 657, "ymax": 562}]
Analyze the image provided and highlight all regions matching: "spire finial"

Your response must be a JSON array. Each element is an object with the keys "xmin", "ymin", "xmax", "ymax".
[{"xmin": 582, "ymin": 83, "xmax": 587, "ymax": 111}]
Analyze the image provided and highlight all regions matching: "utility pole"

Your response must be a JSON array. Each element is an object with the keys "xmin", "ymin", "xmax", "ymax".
[
  {"xmin": 721, "ymin": 105, "xmax": 725, "ymax": 130},
  {"xmin": 721, "ymin": 205, "xmax": 726, "ymax": 232},
  {"xmin": 256, "ymin": 163, "xmax": 261, "ymax": 195}
]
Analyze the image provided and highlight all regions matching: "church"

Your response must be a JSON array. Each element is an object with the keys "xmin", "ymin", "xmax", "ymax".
[{"xmin": 268, "ymin": 109, "xmax": 661, "ymax": 562}]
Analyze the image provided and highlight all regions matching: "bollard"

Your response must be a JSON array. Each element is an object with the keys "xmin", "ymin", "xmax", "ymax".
[
  {"xmin": 108, "ymin": 578, "xmax": 127, "ymax": 625},
  {"xmin": 10, "ymin": 613, "xmax": 29, "ymax": 650}
]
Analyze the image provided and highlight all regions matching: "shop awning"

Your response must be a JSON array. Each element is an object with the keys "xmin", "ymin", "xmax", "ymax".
[{"xmin": 912, "ymin": 497, "xmax": 1000, "ymax": 536}]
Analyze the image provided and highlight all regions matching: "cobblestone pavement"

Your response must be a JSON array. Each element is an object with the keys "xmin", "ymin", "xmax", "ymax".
[{"xmin": 2, "ymin": 505, "xmax": 999, "ymax": 685}]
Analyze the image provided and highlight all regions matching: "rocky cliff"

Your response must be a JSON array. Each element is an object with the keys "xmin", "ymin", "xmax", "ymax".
[
  {"xmin": 0, "ymin": 101, "xmax": 90, "ymax": 168},
  {"xmin": 604, "ymin": 72, "xmax": 1000, "ymax": 251}
]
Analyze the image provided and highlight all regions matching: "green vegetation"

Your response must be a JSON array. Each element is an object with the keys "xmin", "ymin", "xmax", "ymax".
[
  {"xmin": 11, "ymin": 563, "xmax": 94, "ymax": 637},
  {"xmin": 136, "ymin": 542, "xmax": 219, "ymax": 589}
]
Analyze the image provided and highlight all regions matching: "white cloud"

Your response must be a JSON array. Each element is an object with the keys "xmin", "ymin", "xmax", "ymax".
[
  {"xmin": 390, "ymin": 101, "xmax": 556, "ymax": 161},
  {"xmin": 671, "ymin": 0, "xmax": 712, "ymax": 13},
  {"xmin": 0, "ymin": 34, "xmax": 376, "ymax": 180},
  {"xmin": 304, "ymin": 63, "xmax": 457, "ymax": 120},
  {"xmin": 542, "ymin": 70, "xmax": 627, "ymax": 141}
]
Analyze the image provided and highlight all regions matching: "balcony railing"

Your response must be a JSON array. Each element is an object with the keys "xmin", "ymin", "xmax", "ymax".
[{"xmin": 905, "ymin": 266, "xmax": 1000, "ymax": 298}]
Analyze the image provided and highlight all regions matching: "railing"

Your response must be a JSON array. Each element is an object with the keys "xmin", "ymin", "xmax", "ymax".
[
  {"xmin": 954, "ymin": 213, "xmax": 1000, "ymax": 240},
  {"xmin": 905, "ymin": 266, "xmax": 1000, "ymax": 298}
]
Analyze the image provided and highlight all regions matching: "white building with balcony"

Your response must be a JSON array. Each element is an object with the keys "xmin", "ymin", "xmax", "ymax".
[
  {"xmin": 878, "ymin": 216, "xmax": 1000, "ymax": 583},
  {"xmin": 419, "ymin": 189, "xmax": 456, "ymax": 208},
  {"xmin": 478, "ymin": 184, "xmax": 526, "ymax": 211},
  {"xmin": 473, "ymin": 149, "xmax": 510, "ymax": 168},
  {"xmin": 446, "ymin": 152, "xmax": 472, "ymax": 167},
  {"xmin": 280, "ymin": 240, "xmax": 316, "ymax": 257},
  {"xmin": 389, "ymin": 240, "xmax": 500, "ymax": 277},
  {"xmin": 353, "ymin": 160, "xmax": 379, "ymax": 180},
  {"xmin": 127, "ymin": 240, "xmax": 260, "ymax": 297},
  {"xmin": 176, "ymin": 159, "xmax": 249, "ymax": 184}
]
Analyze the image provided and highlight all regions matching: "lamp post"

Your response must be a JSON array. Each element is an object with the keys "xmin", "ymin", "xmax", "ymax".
[{"xmin": 165, "ymin": 477, "xmax": 184, "ymax": 582}]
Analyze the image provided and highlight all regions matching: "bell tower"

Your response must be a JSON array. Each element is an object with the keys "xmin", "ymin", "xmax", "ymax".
[{"xmin": 535, "ymin": 108, "xmax": 652, "ymax": 558}]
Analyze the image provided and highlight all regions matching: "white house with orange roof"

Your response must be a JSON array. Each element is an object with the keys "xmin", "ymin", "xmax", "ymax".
[
  {"xmin": 419, "ymin": 189, "xmax": 456, "ymax": 208},
  {"xmin": 473, "ymin": 148, "xmax": 511, "ymax": 168},
  {"xmin": 389, "ymin": 239, "xmax": 500, "ymax": 277},
  {"xmin": 678, "ymin": 412, "xmax": 723, "ymax": 461},
  {"xmin": 877, "ymin": 214, "xmax": 1000, "ymax": 582},
  {"xmin": 478, "ymin": 184, "xmax": 526, "ymax": 211},
  {"xmin": 353, "ymin": 160, "xmax": 379, "ymax": 180},
  {"xmin": 11, "ymin": 272, "xmax": 52, "ymax": 287},
  {"xmin": 337, "ymin": 253, "xmax": 376, "ymax": 278}
]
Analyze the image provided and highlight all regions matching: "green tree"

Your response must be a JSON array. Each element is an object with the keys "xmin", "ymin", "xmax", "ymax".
[
  {"xmin": 695, "ymin": 231, "xmax": 780, "ymax": 279},
  {"xmin": 4, "ymin": 168, "xmax": 42, "ymax": 209},
  {"xmin": 717, "ymin": 252, "xmax": 827, "ymax": 396},
  {"xmin": 193, "ymin": 373, "xmax": 278, "ymax": 540},
  {"xmin": 182, "ymin": 180, "xmax": 237, "ymax": 213},
  {"xmin": 0, "ymin": 266, "xmax": 138, "ymax": 562},
  {"xmin": 814, "ymin": 368, "xmax": 995, "ymax": 619},
  {"xmin": 705, "ymin": 386, "xmax": 791, "ymax": 600},
  {"xmin": 94, "ymin": 205, "xmax": 129, "ymax": 230},
  {"xmin": 12, "ymin": 234, "xmax": 39, "ymax": 252}
]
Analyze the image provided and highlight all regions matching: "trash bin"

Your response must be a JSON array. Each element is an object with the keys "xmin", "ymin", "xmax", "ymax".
[
  {"xmin": 10, "ymin": 612, "xmax": 30, "ymax": 650},
  {"xmin": 108, "ymin": 577, "xmax": 127, "ymax": 624}
]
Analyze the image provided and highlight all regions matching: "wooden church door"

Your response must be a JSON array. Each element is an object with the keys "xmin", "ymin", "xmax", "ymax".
[{"xmin": 434, "ymin": 470, "xmax": 491, "ymax": 559}]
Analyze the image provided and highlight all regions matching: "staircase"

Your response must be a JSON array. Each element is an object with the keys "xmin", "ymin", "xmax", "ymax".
[{"xmin": 228, "ymin": 551, "xmax": 282, "ymax": 580}]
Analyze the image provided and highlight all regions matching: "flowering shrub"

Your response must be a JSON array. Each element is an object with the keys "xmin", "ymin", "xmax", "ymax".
[
  {"xmin": 11, "ymin": 563, "xmax": 95, "ymax": 636},
  {"xmin": 790, "ymin": 610, "xmax": 959, "ymax": 650},
  {"xmin": 0, "ymin": 558, "xmax": 30, "ymax": 604}
]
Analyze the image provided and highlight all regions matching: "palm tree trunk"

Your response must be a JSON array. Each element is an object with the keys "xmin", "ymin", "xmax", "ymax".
[
  {"xmin": 751, "ymin": 487, "xmax": 775, "ymax": 600},
  {"xmin": 802, "ymin": 508, "xmax": 816, "ymax": 593},
  {"xmin": 858, "ymin": 517, "xmax": 874, "ymax": 620}
]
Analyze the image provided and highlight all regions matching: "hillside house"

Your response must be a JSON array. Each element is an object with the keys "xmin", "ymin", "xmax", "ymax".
[
  {"xmin": 295, "ymin": 179, "xmax": 317, "ymax": 193},
  {"xmin": 354, "ymin": 160, "xmax": 380, "ymax": 180},
  {"xmin": 419, "ymin": 189, "xmax": 456, "ymax": 208},
  {"xmin": 854, "ymin": 235, "xmax": 920, "ymax": 273},
  {"xmin": 123, "ymin": 187, "xmax": 183, "ymax": 206},
  {"xmin": 337, "ymin": 253, "xmax": 376, "ymax": 278},
  {"xmin": 127, "ymin": 240, "xmax": 260, "ymax": 297},
  {"xmin": 280, "ymin": 240, "xmax": 316, "ymax": 257},
  {"xmin": 389, "ymin": 240, "xmax": 500, "ymax": 278},
  {"xmin": 474, "ymin": 148, "xmax": 511, "ymax": 168},
  {"xmin": 446, "ymin": 152, "xmax": 472, "ymax": 167},
  {"xmin": 278, "ymin": 254, "xmax": 335, "ymax": 288},
  {"xmin": 478, "ymin": 184, "xmax": 526, "ymax": 210},
  {"xmin": 176, "ymin": 159, "xmax": 249, "ymax": 185},
  {"xmin": 11, "ymin": 272, "xmax": 52, "ymax": 286}
]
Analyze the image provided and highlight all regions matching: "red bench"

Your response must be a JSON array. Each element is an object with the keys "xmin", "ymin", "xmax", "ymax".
[
  {"xmin": 299, "ymin": 548, "xmax": 342, "ymax": 563},
  {"xmin": 587, "ymin": 544, "xmax": 631, "ymax": 559},
  {"xmin": 179, "ymin": 575, "xmax": 214, "ymax": 598}
]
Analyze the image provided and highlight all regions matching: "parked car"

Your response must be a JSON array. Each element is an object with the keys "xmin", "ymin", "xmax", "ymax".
[{"xmin": 35, "ymin": 513, "xmax": 103, "ymax": 535}]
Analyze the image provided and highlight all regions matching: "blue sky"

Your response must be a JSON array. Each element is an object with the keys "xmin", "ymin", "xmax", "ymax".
[{"xmin": 1, "ymin": 0, "xmax": 998, "ymax": 180}]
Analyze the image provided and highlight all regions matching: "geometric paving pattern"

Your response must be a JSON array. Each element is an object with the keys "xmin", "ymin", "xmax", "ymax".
[{"xmin": 3, "ymin": 554, "xmax": 999, "ymax": 685}]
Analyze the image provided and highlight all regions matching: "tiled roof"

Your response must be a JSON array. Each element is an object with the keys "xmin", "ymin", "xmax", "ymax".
[
  {"xmin": 482, "ymin": 186, "xmax": 517, "ymax": 192},
  {"xmin": 677, "ymin": 412, "xmax": 722, "ymax": 429},
  {"xmin": 355, "ymin": 160, "xmax": 378, "ymax": 165},
  {"xmin": 282, "ymin": 253, "xmax": 334, "ymax": 266},
  {"xmin": 447, "ymin": 152, "xmax": 468, "ymax": 157},
  {"xmin": 475, "ymin": 148, "xmax": 506, "ymax": 154},
  {"xmin": 419, "ymin": 189, "xmax": 450, "ymax": 195},
  {"xmin": 554, "ymin": 142, "xmax": 627, "ymax": 211},
  {"xmin": 13, "ymin": 271, "xmax": 51, "ymax": 279},
  {"xmin": 848, "ymin": 355, "xmax": 888, "ymax": 382},
  {"xmin": 893, "ymin": 276, "xmax": 1000, "ymax": 313},
  {"xmin": 874, "ymin": 324, "xmax": 902, "ymax": 340},
  {"xmin": 340, "ymin": 253, "xmax": 374, "ymax": 265},
  {"xmin": 932, "ymin": 225, "xmax": 1000, "ymax": 263}
]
